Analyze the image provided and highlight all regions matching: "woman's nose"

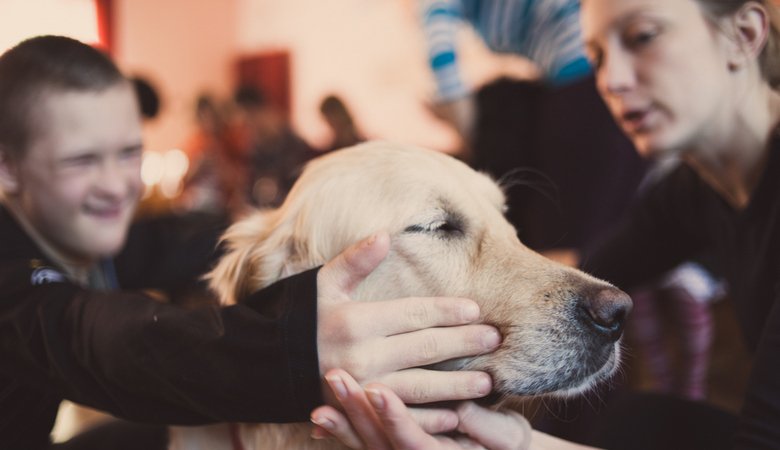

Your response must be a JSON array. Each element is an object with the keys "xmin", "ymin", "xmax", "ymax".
[{"xmin": 598, "ymin": 50, "xmax": 637, "ymax": 96}]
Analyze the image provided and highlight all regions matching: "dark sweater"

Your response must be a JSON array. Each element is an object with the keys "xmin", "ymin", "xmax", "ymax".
[
  {"xmin": 0, "ymin": 207, "xmax": 322, "ymax": 449},
  {"xmin": 583, "ymin": 130, "xmax": 780, "ymax": 448}
]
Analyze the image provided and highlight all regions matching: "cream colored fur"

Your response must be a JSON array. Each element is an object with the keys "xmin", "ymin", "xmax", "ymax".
[{"xmin": 170, "ymin": 141, "xmax": 626, "ymax": 450}]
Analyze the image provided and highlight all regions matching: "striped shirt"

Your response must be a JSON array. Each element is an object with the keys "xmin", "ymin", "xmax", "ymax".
[{"xmin": 421, "ymin": 0, "xmax": 590, "ymax": 100}]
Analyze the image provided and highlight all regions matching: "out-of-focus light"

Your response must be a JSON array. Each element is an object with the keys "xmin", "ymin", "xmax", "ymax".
[
  {"xmin": 141, "ymin": 149, "xmax": 191, "ymax": 200},
  {"xmin": 164, "ymin": 148, "xmax": 189, "ymax": 180},
  {"xmin": 141, "ymin": 151, "xmax": 164, "ymax": 186},
  {"xmin": 159, "ymin": 149, "xmax": 189, "ymax": 199}
]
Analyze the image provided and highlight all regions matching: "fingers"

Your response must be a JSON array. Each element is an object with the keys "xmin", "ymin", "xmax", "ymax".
[
  {"xmin": 338, "ymin": 297, "xmax": 482, "ymax": 336},
  {"xmin": 377, "ymin": 368, "xmax": 493, "ymax": 404},
  {"xmin": 318, "ymin": 232, "xmax": 391, "ymax": 302},
  {"xmin": 362, "ymin": 382, "xmax": 454, "ymax": 449},
  {"xmin": 327, "ymin": 369, "xmax": 394, "ymax": 450},
  {"xmin": 310, "ymin": 382, "xmax": 462, "ymax": 449},
  {"xmin": 310, "ymin": 405, "xmax": 364, "ymax": 448},
  {"xmin": 372, "ymin": 324, "xmax": 500, "ymax": 371},
  {"xmin": 455, "ymin": 402, "xmax": 532, "ymax": 450},
  {"xmin": 407, "ymin": 407, "xmax": 459, "ymax": 435}
]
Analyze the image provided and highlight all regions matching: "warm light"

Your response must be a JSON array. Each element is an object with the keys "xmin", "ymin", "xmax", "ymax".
[
  {"xmin": 141, "ymin": 149, "xmax": 191, "ymax": 199},
  {"xmin": 159, "ymin": 149, "xmax": 189, "ymax": 199},
  {"xmin": 163, "ymin": 149, "xmax": 189, "ymax": 181},
  {"xmin": 0, "ymin": 0, "xmax": 100, "ymax": 53},
  {"xmin": 141, "ymin": 151, "xmax": 164, "ymax": 187}
]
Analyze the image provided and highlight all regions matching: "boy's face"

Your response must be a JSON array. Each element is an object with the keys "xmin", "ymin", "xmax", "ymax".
[{"xmin": 5, "ymin": 82, "xmax": 144, "ymax": 263}]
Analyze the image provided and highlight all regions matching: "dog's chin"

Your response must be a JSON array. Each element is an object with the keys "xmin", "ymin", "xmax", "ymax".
[
  {"xmin": 467, "ymin": 343, "xmax": 622, "ymax": 407},
  {"xmin": 544, "ymin": 345, "xmax": 621, "ymax": 398}
]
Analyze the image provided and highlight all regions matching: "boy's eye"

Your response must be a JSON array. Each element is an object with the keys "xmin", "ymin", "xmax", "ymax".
[
  {"xmin": 119, "ymin": 146, "xmax": 143, "ymax": 161},
  {"xmin": 61, "ymin": 154, "xmax": 100, "ymax": 167}
]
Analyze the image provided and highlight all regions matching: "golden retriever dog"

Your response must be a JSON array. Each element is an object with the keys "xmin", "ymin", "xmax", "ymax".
[{"xmin": 169, "ymin": 141, "xmax": 631, "ymax": 450}]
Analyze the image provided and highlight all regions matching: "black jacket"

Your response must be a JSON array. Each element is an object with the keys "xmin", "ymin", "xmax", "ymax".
[
  {"xmin": 583, "ymin": 130, "xmax": 780, "ymax": 448},
  {"xmin": 0, "ymin": 207, "xmax": 322, "ymax": 449}
]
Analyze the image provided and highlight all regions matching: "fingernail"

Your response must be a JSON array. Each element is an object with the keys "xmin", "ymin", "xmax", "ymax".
[
  {"xmin": 326, "ymin": 374, "xmax": 348, "ymax": 400},
  {"xmin": 311, "ymin": 416, "xmax": 335, "ymax": 430},
  {"xmin": 475, "ymin": 374, "xmax": 493, "ymax": 396},
  {"xmin": 366, "ymin": 388, "xmax": 385, "ymax": 411},
  {"xmin": 482, "ymin": 328, "xmax": 501, "ymax": 349},
  {"xmin": 461, "ymin": 302, "xmax": 479, "ymax": 321}
]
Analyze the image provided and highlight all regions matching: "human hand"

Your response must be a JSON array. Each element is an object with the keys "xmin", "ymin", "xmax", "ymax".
[
  {"xmin": 310, "ymin": 369, "xmax": 532, "ymax": 450},
  {"xmin": 316, "ymin": 232, "xmax": 501, "ymax": 409}
]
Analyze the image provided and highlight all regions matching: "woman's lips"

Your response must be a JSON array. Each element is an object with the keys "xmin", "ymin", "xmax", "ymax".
[{"xmin": 620, "ymin": 107, "xmax": 653, "ymax": 134}]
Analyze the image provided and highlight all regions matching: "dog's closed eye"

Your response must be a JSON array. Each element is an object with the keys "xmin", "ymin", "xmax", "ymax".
[{"xmin": 404, "ymin": 217, "xmax": 464, "ymax": 237}]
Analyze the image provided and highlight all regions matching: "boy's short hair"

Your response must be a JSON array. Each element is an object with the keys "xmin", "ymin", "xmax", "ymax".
[{"xmin": 0, "ymin": 35, "xmax": 126, "ymax": 160}]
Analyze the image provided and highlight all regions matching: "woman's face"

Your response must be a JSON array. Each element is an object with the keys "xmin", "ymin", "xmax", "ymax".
[
  {"xmin": 9, "ymin": 82, "xmax": 143, "ymax": 263},
  {"xmin": 581, "ymin": 0, "xmax": 736, "ymax": 158}
]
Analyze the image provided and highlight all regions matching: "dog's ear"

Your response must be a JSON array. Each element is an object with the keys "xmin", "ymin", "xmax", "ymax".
[{"xmin": 206, "ymin": 210, "xmax": 293, "ymax": 305}]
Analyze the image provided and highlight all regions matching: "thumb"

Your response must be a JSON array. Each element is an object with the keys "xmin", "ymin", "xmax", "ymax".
[{"xmin": 318, "ymin": 231, "xmax": 390, "ymax": 302}]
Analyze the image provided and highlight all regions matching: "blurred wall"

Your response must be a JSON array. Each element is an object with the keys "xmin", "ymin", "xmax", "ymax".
[
  {"xmin": 235, "ymin": 0, "xmax": 460, "ymax": 150},
  {"xmin": 113, "ymin": 0, "xmax": 238, "ymax": 153},
  {"xmin": 112, "ymin": 0, "xmax": 534, "ymax": 154}
]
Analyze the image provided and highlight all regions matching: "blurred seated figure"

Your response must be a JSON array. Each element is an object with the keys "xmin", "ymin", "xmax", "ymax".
[
  {"xmin": 179, "ymin": 94, "xmax": 246, "ymax": 215},
  {"xmin": 319, "ymin": 94, "xmax": 365, "ymax": 153},
  {"xmin": 231, "ymin": 85, "xmax": 315, "ymax": 208}
]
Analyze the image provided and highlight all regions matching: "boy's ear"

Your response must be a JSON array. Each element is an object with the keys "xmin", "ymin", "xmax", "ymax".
[
  {"xmin": 0, "ymin": 148, "xmax": 20, "ymax": 194},
  {"xmin": 725, "ymin": 2, "xmax": 770, "ymax": 72}
]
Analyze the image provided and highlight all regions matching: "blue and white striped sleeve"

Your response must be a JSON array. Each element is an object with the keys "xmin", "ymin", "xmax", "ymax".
[{"xmin": 420, "ymin": 0, "xmax": 471, "ymax": 101}]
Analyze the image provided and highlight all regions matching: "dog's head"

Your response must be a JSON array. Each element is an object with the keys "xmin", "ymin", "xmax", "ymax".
[{"xmin": 208, "ymin": 141, "xmax": 631, "ymax": 399}]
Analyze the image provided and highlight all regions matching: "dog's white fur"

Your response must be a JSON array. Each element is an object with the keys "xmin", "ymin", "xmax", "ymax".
[{"xmin": 170, "ymin": 141, "xmax": 627, "ymax": 450}]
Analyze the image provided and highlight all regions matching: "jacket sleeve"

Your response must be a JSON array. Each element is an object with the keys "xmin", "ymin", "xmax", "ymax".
[
  {"xmin": 420, "ymin": 0, "xmax": 470, "ymax": 102},
  {"xmin": 0, "ymin": 261, "xmax": 322, "ymax": 425}
]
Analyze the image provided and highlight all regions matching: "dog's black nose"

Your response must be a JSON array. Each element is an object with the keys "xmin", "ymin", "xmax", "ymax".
[{"xmin": 580, "ymin": 287, "xmax": 632, "ymax": 341}]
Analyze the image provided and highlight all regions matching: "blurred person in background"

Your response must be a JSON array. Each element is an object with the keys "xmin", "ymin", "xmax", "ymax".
[
  {"xmin": 319, "ymin": 94, "xmax": 366, "ymax": 153},
  {"xmin": 419, "ymin": 0, "xmax": 647, "ymax": 253},
  {"xmin": 231, "ymin": 85, "xmax": 315, "ymax": 208},
  {"xmin": 178, "ymin": 94, "xmax": 246, "ymax": 216}
]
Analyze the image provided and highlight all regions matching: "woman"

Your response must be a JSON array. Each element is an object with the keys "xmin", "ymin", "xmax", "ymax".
[{"xmin": 317, "ymin": 0, "xmax": 780, "ymax": 448}]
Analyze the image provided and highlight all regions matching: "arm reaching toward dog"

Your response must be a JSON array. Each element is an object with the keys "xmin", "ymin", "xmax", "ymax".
[
  {"xmin": 311, "ymin": 369, "xmax": 601, "ymax": 450},
  {"xmin": 317, "ymin": 232, "xmax": 501, "ymax": 407}
]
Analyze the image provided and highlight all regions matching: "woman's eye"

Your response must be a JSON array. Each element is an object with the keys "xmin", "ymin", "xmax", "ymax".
[
  {"xmin": 624, "ymin": 25, "xmax": 660, "ymax": 49},
  {"xmin": 631, "ymin": 31, "xmax": 655, "ymax": 46}
]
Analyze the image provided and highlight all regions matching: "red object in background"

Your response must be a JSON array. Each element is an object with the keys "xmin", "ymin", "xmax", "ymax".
[
  {"xmin": 95, "ymin": 0, "xmax": 114, "ymax": 54},
  {"xmin": 236, "ymin": 51, "xmax": 291, "ymax": 120}
]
